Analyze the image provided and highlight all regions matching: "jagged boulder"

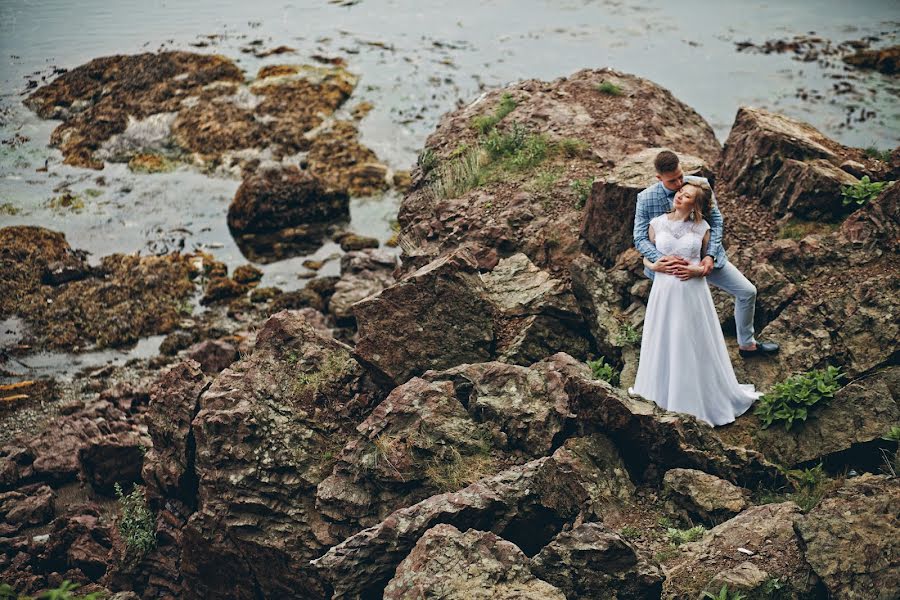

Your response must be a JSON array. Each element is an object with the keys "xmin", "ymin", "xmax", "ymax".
[
  {"xmin": 796, "ymin": 474, "xmax": 899, "ymax": 599},
  {"xmin": 662, "ymin": 468, "xmax": 750, "ymax": 525},
  {"xmin": 78, "ymin": 432, "xmax": 148, "ymax": 495},
  {"xmin": 0, "ymin": 484, "xmax": 55, "ymax": 536},
  {"xmin": 530, "ymin": 522, "xmax": 663, "ymax": 599},
  {"xmin": 753, "ymin": 368, "xmax": 900, "ymax": 467},
  {"xmin": 313, "ymin": 435, "xmax": 633, "ymax": 599},
  {"xmin": 141, "ymin": 360, "xmax": 210, "ymax": 504},
  {"xmin": 352, "ymin": 247, "xmax": 495, "ymax": 385},
  {"xmin": 180, "ymin": 310, "xmax": 383, "ymax": 600},
  {"xmin": 581, "ymin": 148, "xmax": 711, "ymax": 266},
  {"xmin": 383, "ymin": 524, "xmax": 566, "ymax": 600},
  {"xmin": 664, "ymin": 502, "xmax": 821, "ymax": 598}
]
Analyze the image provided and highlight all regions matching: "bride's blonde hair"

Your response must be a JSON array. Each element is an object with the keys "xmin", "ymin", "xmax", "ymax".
[{"xmin": 680, "ymin": 181, "xmax": 713, "ymax": 223}]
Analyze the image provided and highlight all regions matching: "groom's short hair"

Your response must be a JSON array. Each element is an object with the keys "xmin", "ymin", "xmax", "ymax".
[{"xmin": 654, "ymin": 150, "xmax": 679, "ymax": 174}]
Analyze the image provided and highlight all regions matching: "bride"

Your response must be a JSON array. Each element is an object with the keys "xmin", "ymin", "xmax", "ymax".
[{"xmin": 628, "ymin": 181, "xmax": 761, "ymax": 426}]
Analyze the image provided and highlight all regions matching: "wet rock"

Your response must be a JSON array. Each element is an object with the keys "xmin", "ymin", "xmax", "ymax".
[
  {"xmin": 200, "ymin": 276, "xmax": 246, "ymax": 305},
  {"xmin": 127, "ymin": 153, "xmax": 176, "ymax": 174},
  {"xmin": 227, "ymin": 165, "xmax": 350, "ymax": 236},
  {"xmin": 581, "ymin": 148, "xmax": 711, "ymax": 266},
  {"xmin": 248, "ymin": 286, "xmax": 281, "ymax": 303},
  {"xmin": 141, "ymin": 360, "xmax": 209, "ymax": 504},
  {"xmin": 231, "ymin": 264, "xmax": 263, "ymax": 285},
  {"xmin": 664, "ymin": 502, "xmax": 819, "ymax": 598},
  {"xmin": 329, "ymin": 249, "xmax": 397, "ymax": 322},
  {"xmin": 269, "ymin": 288, "xmax": 326, "ymax": 313},
  {"xmin": 662, "ymin": 468, "xmax": 750, "ymax": 525},
  {"xmin": 159, "ymin": 331, "xmax": 197, "ymax": 356},
  {"xmin": 398, "ymin": 68, "xmax": 720, "ymax": 275},
  {"xmin": 383, "ymin": 524, "xmax": 566, "ymax": 600},
  {"xmin": 843, "ymin": 44, "xmax": 900, "ymax": 74},
  {"xmin": 78, "ymin": 432, "xmax": 147, "ymax": 495},
  {"xmin": 0, "ymin": 226, "xmax": 196, "ymax": 351},
  {"xmin": 753, "ymin": 368, "xmax": 900, "ymax": 467},
  {"xmin": 353, "ymin": 248, "xmax": 495, "ymax": 385},
  {"xmin": 337, "ymin": 233, "xmax": 379, "ymax": 252},
  {"xmin": 180, "ymin": 311, "xmax": 383, "ymax": 600},
  {"xmin": 796, "ymin": 474, "xmax": 899, "ymax": 599},
  {"xmin": 530, "ymin": 522, "xmax": 663, "ymax": 600}
]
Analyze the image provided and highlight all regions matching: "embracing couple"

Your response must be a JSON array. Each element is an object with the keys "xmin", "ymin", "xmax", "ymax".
[{"xmin": 627, "ymin": 150, "xmax": 779, "ymax": 427}]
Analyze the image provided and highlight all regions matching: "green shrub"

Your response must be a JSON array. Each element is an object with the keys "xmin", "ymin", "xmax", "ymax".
[
  {"xmin": 570, "ymin": 177, "xmax": 595, "ymax": 208},
  {"xmin": 864, "ymin": 146, "xmax": 891, "ymax": 162},
  {"xmin": 484, "ymin": 122, "xmax": 528, "ymax": 158},
  {"xmin": 588, "ymin": 357, "xmax": 620, "ymax": 386},
  {"xmin": 754, "ymin": 366, "xmax": 843, "ymax": 430},
  {"xmin": 779, "ymin": 463, "xmax": 830, "ymax": 512},
  {"xmin": 616, "ymin": 323, "xmax": 641, "ymax": 346},
  {"xmin": 471, "ymin": 92, "xmax": 517, "ymax": 134},
  {"xmin": 841, "ymin": 176, "xmax": 892, "ymax": 207},
  {"xmin": 114, "ymin": 482, "xmax": 156, "ymax": 563},
  {"xmin": 667, "ymin": 525, "xmax": 706, "ymax": 545},
  {"xmin": 558, "ymin": 137, "xmax": 588, "ymax": 157},
  {"xmin": 619, "ymin": 525, "xmax": 640, "ymax": 540},
  {"xmin": 881, "ymin": 425, "xmax": 900, "ymax": 442},
  {"xmin": 596, "ymin": 81, "xmax": 623, "ymax": 96},
  {"xmin": 418, "ymin": 148, "xmax": 438, "ymax": 174},
  {"xmin": 701, "ymin": 584, "xmax": 746, "ymax": 600}
]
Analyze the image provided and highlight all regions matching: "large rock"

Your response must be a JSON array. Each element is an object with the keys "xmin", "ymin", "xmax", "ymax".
[
  {"xmin": 141, "ymin": 360, "xmax": 210, "ymax": 504},
  {"xmin": 383, "ymin": 524, "xmax": 566, "ymax": 600},
  {"xmin": 763, "ymin": 157, "xmax": 859, "ymax": 220},
  {"xmin": 753, "ymin": 368, "xmax": 900, "ymax": 467},
  {"xmin": 796, "ymin": 474, "xmax": 899, "ymax": 599},
  {"xmin": 180, "ymin": 310, "xmax": 383, "ymax": 600},
  {"xmin": 398, "ymin": 68, "xmax": 720, "ymax": 276},
  {"xmin": 581, "ymin": 148, "xmax": 711, "ymax": 266},
  {"xmin": 664, "ymin": 502, "xmax": 820, "ymax": 598},
  {"xmin": 78, "ymin": 432, "xmax": 148, "ymax": 495},
  {"xmin": 227, "ymin": 165, "xmax": 349, "ymax": 235},
  {"xmin": 0, "ymin": 484, "xmax": 55, "ymax": 535},
  {"xmin": 530, "ymin": 522, "xmax": 663, "ymax": 599},
  {"xmin": 312, "ymin": 435, "xmax": 632, "ymax": 599},
  {"xmin": 352, "ymin": 248, "xmax": 495, "ymax": 385},
  {"xmin": 662, "ymin": 468, "xmax": 750, "ymax": 525}
]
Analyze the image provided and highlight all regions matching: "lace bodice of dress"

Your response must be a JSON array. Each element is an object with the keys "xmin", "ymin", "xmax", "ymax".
[{"xmin": 651, "ymin": 215, "xmax": 710, "ymax": 263}]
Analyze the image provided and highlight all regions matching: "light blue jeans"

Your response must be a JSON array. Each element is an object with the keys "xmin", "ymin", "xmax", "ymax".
[{"xmin": 645, "ymin": 262, "xmax": 757, "ymax": 347}]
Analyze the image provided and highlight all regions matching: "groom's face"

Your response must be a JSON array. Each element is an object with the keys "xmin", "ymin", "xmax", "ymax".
[{"xmin": 657, "ymin": 167, "xmax": 684, "ymax": 192}]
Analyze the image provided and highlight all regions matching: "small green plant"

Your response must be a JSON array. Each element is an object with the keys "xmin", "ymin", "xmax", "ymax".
[
  {"xmin": 588, "ymin": 357, "xmax": 620, "ymax": 386},
  {"xmin": 428, "ymin": 145, "xmax": 489, "ymax": 199},
  {"xmin": 762, "ymin": 577, "xmax": 786, "ymax": 595},
  {"xmin": 619, "ymin": 525, "xmax": 640, "ymax": 540},
  {"xmin": 841, "ymin": 176, "xmax": 892, "ymax": 207},
  {"xmin": 666, "ymin": 525, "xmax": 706, "ymax": 545},
  {"xmin": 558, "ymin": 137, "xmax": 588, "ymax": 157},
  {"xmin": 0, "ymin": 583, "xmax": 16, "ymax": 600},
  {"xmin": 754, "ymin": 366, "xmax": 843, "ymax": 430},
  {"xmin": 114, "ymin": 482, "xmax": 156, "ymax": 563},
  {"xmin": 779, "ymin": 463, "xmax": 830, "ymax": 512},
  {"xmin": 570, "ymin": 177, "xmax": 595, "ymax": 209},
  {"xmin": 863, "ymin": 146, "xmax": 891, "ymax": 162},
  {"xmin": 881, "ymin": 426, "xmax": 900, "ymax": 442},
  {"xmin": 529, "ymin": 167, "xmax": 563, "ymax": 195},
  {"xmin": 656, "ymin": 515, "xmax": 675, "ymax": 528},
  {"xmin": 653, "ymin": 544, "xmax": 679, "ymax": 563},
  {"xmin": 596, "ymin": 80, "xmax": 623, "ymax": 96},
  {"xmin": 418, "ymin": 148, "xmax": 438, "ymax": 174},
  {"xmin": 701, "ymin": 584, "xmax": 746, "ymax": 600},
  {"xmin": 616, "ymin": 323, "xmax": 641, "ymax": 346},
  {"xmin": 484, "ymin": 122, "xmax": 528, "ymax": 159},
  {"xmin": 471, "ymin": 92, "xmax": 517, "ymax": 134}
]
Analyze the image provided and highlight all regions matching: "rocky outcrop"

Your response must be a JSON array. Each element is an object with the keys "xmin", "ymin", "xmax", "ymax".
[
  {"xmin": 0, "ymin": 226, "xmax": 197, "ymax": 352},
  {"xmin": 796, "ymin": 474, "xmax": 899, "ymax": 599},
  {"xmin": 753, "ymin": 368, "xmax": 900, "ymax": 467},
  {"xmin": 530, "ymin": 522, "xmax": 664, "ymax": 599},
  {"xmin": 180, "ymin": 310, "xmax": 384, "ymax": 600},
  {"xmin": 665, "ymin": 502, "xmax": 820, "ymax": 598},
  {"xmin": 78, "ymin": 432, "xmax": 147, "ymax": 495},
  {"xmin": 383, "ymin": 524, "xmax": 566, "ymax": 600},
  {"xmin": 662, "ymin": 468, "xmax": 750, "ymax": 525},
  {"xmin": 843, "ymin": 44, "xmax": 900, "ymax": 74},
  {"xmin": 581, "ymin": 148, "xmax": 712, "ymax": 266},
  {"xmin": 398, "ymin": 68, "xmax": 720, "ymax": 276},
  {"xmin": 313, "ymin": 436, "xmax": 632, "ymax": 599},
  {"xmin": 352, "ymin": 248, "xmax": 495, "ymax": 385}
]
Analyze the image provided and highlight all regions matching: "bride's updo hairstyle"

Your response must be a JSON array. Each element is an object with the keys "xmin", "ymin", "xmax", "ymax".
[{"xmin": 681, "ymin": 181, "xmax": 713, "ymax": 223}]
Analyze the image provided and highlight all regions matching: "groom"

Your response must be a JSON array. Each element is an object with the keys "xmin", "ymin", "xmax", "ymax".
[{"xmin": 633, "ymin": 150, "xmax": 779, "ymax": 358}]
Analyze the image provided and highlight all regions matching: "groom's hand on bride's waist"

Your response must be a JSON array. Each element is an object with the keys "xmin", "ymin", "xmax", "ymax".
[{"xmin": 655, "ymin": 255, "xmax": 688, "ymax": 274}]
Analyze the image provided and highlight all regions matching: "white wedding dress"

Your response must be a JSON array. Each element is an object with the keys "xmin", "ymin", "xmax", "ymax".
[{"xmin": 628, "ymin": 214, "xmax": 761, "ymax": 426}]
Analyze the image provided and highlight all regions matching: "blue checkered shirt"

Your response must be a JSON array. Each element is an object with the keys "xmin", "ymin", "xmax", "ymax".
[{"xmin": 633, "ymin": 176, "xmax": 727, "ymax": 267}]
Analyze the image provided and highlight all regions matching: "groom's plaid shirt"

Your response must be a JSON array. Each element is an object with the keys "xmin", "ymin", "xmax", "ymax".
[{"xmin": 633, "ymin": 176, "xmax": 727, "ymax": 267}]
